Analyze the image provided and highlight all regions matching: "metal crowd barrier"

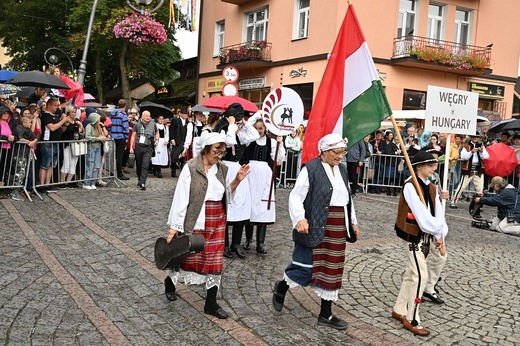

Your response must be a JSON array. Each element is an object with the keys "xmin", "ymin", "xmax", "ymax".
[
  {"xmin": 361, "ymin": 153, "xmax": 520, "ymax": 197},
  {"xmin": 277, "ymin": 150, "xmax": 300, "ymax": 188},
  {"xmin": 0, "ymin": 138, "xmax": 119, "ymax": 202}
]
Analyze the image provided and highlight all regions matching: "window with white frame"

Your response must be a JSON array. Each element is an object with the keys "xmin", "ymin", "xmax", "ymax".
[
  {"xmin": 397, "ymin": 0, "xmax": 416, "ymax": 37},
  {"xmin": 454, "ymin": 9, "xmax": 470, "ymax": 46},
  {"xmin": 246, "ymin": 7, "xmax": 268, "ymax": 42},
  {"xmin": 214, "ymin": 21, "xmax": 225, "ymax": 56},
  {"xmin": 427, "ymin": 3, "xmax": 444, "ymax": 42},
  {"xmin": 293, "ymin": 0, "xmax": 310, "ymax": 39}
]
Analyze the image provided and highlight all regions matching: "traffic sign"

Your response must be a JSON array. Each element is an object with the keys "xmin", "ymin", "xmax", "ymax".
[
  {"xmin": 222, "ymin": 66, "xmax": 239, "ymax": 83},
  {"xmin": 222, "ymin": 82, "xmax": 238, "ymax": 96}
]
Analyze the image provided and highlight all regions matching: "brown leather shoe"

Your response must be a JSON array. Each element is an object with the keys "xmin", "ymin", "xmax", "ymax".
[
  {"xmin": 391, "ymin": 310, "xmax": 406, "ymax": 323},
  {"xmin": 403, "ymin": 319, "xmax": 430, "ymax": 336}
]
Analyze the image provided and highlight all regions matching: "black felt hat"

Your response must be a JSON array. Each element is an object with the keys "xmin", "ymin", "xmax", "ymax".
[
  {"xmin": 223, "ymin": 102, "xmax": 244, "ymax": 121},
  {"xmin": 411, "ymin": 151, "xmax": 438, "ymax": 166}
]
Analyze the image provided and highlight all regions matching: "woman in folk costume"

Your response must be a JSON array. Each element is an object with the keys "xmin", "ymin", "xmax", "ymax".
[
  {"xmin": 392, "ymin": 151, "xmax": 448, "ymax": 337},
  {"xmin": 164, "ymin": 132, "xmax": 250, "ymax": 319},
  {"xmin": 151, "ymin": 115, "xmax": 169, "ymax": 178},
  {"xmin": 272, "ymin": 133, "xmax": 359, "ymax": 330},
  {"xmin": 214, "ymin": 104, "xmax": 259, "ymax": 259},
  {"xmin": 241, "ymin": 115, "xmax": 285, "ymax": 254}
]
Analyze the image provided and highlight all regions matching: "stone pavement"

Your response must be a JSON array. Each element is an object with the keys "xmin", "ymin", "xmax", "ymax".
[{"xmin": 1, "ymin": 173, "xmax": 519, "ymax": 345}]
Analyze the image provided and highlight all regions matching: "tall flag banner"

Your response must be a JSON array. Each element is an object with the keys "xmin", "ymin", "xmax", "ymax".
[{"xmin": 301, "ymin": 4, "xmax": 392, "ymax": 163}]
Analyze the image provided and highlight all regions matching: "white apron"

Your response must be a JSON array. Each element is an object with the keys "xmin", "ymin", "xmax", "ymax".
[
  {"xmin": 152, "ymin": 124, "xmax": 169, "ymax": 166},
  {"xmin": 248, "ymin": 160, "xmax": 276, "ymax": 223},
  {"xmin": 223, "ymin": 160, "xmax": 251, "ymax": 222}
]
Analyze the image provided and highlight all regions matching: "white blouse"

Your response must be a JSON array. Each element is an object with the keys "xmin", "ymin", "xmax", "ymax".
[
  {"xmin": 167, "ymin": 164, "xmax": 227, "ymax": 232},
  {"xmin": 289, "ymin": 163, "xmax": 358, "ymax": 229}
]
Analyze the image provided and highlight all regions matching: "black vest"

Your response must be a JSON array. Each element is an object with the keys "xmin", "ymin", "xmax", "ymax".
[{"xmin": 292, "ymin": 157, "xmax": 350, "ymax": 247}]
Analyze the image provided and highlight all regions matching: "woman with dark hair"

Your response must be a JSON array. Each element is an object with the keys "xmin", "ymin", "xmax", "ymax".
[
  {"xmin": 383, "ymin": 131, "xmax": 402, "ymax": 196},
  {"xmin": 164, "ymin": 132, "xmax": 250, "ymax": 319}
]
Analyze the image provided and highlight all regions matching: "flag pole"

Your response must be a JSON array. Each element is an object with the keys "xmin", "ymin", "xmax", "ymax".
[
  {"xmin": 267, "ymin": 141, "xmax": 280, "ymax": 210},
  {"xmin": 389, "ymin": 114, "xmax": 426, "ymax": 205}
]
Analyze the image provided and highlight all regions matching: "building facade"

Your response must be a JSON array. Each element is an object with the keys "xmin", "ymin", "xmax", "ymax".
[{"xmin": 197, "ymin": 0, "xmax": 520, "ymax": 120}]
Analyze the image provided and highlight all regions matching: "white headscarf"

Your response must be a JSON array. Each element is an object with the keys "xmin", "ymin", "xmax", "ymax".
[
  {"xmin": 195, "ymin": 132, "xmax": 226, "ymax": 156},
  {"xmin": 318, "ymin": 133, "xmax": 348, "ymax": 152}
]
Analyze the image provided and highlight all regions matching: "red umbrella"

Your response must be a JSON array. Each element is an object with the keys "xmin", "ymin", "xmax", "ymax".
[
  {"xmin": 202, "ymin": 95, "xmax": 258, "ymax": 113},
  {"xmin": 484, "ymin": 143, "xmax": 519, "ymax": 177}
]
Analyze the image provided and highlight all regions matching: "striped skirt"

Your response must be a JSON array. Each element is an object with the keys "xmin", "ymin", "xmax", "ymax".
[
  {"xmin": 310, "ymin": 206, "xmax": 347, "ymax": 291},
  {"xmin": 181, "ymin": 200, "xmax": 226, "ymax": 275}
]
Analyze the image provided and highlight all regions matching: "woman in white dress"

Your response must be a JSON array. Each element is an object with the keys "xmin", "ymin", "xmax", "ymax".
[{"xmin": 151, "ymin": 115, "xmax": 169, "ymax": 178}]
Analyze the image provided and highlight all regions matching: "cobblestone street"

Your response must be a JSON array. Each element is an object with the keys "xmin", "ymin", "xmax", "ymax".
[{"xmin": 1, "ymin": 174, "xmax": 519, "ymax": 345}]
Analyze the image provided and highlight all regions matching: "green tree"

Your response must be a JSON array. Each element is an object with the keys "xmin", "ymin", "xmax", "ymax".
[{"xmin": 0, "ymin": 0, "xmax": 182, "ymax": 104}]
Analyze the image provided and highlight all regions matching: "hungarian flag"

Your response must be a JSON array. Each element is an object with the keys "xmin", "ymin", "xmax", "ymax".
[{"xmin": 302, "ymin": 4, "xmax": 392, "ymax": 163}]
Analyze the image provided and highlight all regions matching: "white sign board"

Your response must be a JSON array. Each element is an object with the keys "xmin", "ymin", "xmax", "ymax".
[
  {"xmin": 238, "ymin": 77, "xmax": 266, "ymax": 90},
  {"xmin": 222, "ymin": 82, "xmax": 238, "ymax": 96},
  {"xmin": 425, "ymin": 85, "xmax": 479, "ymax": 135},
  {"xmin": 262, "ymin": 87, "xmax": 304, "ymax": 136},
  {"xmin": 222, "ymin": 66, "xmax": 239, "ymax": 83}
]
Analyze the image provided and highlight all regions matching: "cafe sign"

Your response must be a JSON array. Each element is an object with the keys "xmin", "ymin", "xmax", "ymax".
[{"xmin": 468, "ymin": 82, "xmax": 504, "ymax": 99}]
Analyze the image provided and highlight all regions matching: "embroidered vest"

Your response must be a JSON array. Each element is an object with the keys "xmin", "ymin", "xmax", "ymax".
[
  {"xmin": 292, "ymin": 157, "xmax": 350, "ymax": 247},
  {"xmin": 184, "ymin": 156, "xmax": 228, "ymax": 233}
]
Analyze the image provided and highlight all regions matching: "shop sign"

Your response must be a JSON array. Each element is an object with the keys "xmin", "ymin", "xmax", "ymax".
[
  {"xmin": 155, "ymin": 85, "xmax": 171, "ymax": 97},
  {"xmin": 238, "ymin": 77, "xmax": 266, "ymax": 90},
  {"xmin": 207, "ymin": 77, "xmax": 226, "ymax": 92},
  {"xmin": 468, "ymin": 82, "xmax": 504, "ymax": 98}
]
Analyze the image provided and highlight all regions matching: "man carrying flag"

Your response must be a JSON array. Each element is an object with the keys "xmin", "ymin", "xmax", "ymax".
[{"xmin": 301, "ymin": 4, "xmax": 392, "ymax": 163}]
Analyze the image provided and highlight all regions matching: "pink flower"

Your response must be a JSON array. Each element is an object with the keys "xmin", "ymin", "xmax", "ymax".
[{"xmin": 114, "ymin": 13, "xmax": 167, "ymax": 45}]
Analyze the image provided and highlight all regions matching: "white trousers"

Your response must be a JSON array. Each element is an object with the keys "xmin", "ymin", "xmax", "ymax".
[
  {"xmin": 424, "ymin": 236, "xmax": 447, "ymax": 294},
  {"xmin": 453, "ymin": 173, "xmax": 484, "ymax": 201},
  {"xmin": 495, "ymin": 217, "xmax": 520, "ymax": 236},
  {"xmin": 394, "ymin": 239, "xmax": 427, "ymax": 324}
]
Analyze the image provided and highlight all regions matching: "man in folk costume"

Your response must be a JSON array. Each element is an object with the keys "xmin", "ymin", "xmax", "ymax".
[
  {"xmin": 272, "ymin": 134, "xmax": 360, "ymax": 330},
  {"xmin": 214, "ymin": 103, "xmax": 259, "ymax": 258},
  {"xmin": 169, "ymin": 106, "xmax": 189, "ymax": 177},
  {"xmin": 450, "ymin": 132, "xmax": 489, "ymax": 208},
  {"xmin": 392, "ymin": 151, "xmax": 448, "ymax": 336}
]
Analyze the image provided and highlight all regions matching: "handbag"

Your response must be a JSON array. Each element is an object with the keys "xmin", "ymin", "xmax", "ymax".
[
  {"xmin": 397, "ymin": 159, "xmax": 405, "ymax": 173},
  {"xmin": 71, "ymin": 142, "xmax": 87, "ymax": 156},
  {"xmin": 127, "ymin": 153, "xmax": 135, "ymax": 168},
  {"xmin": 103, "ymin": 140, "xmax": 110, "ymax": 153},
  {"xmin": 154, "ymin": 234, "xmax": 205, "ymax": 270}
]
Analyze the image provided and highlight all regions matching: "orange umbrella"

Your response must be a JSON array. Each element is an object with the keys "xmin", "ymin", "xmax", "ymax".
[{"xmin": 484, "ymin": 143, "xmax": 518, "ymax": 177}]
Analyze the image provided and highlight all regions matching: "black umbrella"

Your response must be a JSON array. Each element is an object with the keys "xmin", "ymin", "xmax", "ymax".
[
  {"xmin": 138, "ymin": 101, "xmax": 173, "ymax": 118},
  {"xmin": 501, "ymin": 119, "xmax": 520, "ymax": 131},
  {"xmin": 6, "ymin": 71, "xmax": 70, "ymax": 89},
  {"xmin": 487, "ymin": 118, "xmax": 516, "ymax": 134}
]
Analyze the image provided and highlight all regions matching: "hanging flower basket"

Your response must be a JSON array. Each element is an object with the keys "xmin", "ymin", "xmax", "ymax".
[{"xmin": 114, "ymin": 13, "xmax": 167, "ymax": 46}]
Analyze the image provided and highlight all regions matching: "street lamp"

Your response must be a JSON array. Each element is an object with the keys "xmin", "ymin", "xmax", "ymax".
[
  {"xmin": 126, "ymin": 0, "xmax": 165, "ymax": 15},
  {"xmin": 44, "ymin": 47, "xmax": 75, "ymax": 78},
  {"xmin": 77, "ymin": 0, "xmax": 164, "ymax": 86}
]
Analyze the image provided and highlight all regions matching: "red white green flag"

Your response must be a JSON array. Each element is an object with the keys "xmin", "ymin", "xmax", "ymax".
[{"xmin": 302, "ymin": 4, "xmax": 392, "ymax": 163}]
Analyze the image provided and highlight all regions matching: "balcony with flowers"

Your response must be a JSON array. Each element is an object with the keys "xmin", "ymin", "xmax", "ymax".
[
  {"xmin": 392, "ymin": 35, "xmax": 492, "ymax": 76},
  {"xmin": 217, "ymin": 40, "xmax": 272, "ymax": 69}
]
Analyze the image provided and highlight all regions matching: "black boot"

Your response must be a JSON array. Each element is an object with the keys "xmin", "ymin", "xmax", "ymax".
[
  {"xmin": 230, "ymin": 222, "xmax": 245, "ymax": 259},
  {"xmin": 244, "ymin": 222, "xmax": 254, "ymax": 250},
  {"xmin": 224, "ymin": 223, "xmax": 234, "ymax": 259},
  {"xmin": 204, "ymin": 286, "xmax": 228, "ymax": 319},
  {"xmin": 164, "ymin": 276, "xmax": 176, "ymax": 301},
  {"xmin": 171, "ymin": 169, "xmax": 177, "ymax": 178},
  {"xmin": 256, "ymin": 225, "xmax": 267, "ymax": 254},
  {"xmin": 157, "ymin": 167, "xmax": 162, "ymax": 178}
]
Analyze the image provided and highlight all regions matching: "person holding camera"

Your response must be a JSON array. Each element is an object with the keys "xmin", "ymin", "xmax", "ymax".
[
  {"xmin": 450, "ymin": 132, "xmax": 489, "ymax": 208},
  {"xmin": 474, "ymin": 176, "xmax": 520, "ymax": 236}
]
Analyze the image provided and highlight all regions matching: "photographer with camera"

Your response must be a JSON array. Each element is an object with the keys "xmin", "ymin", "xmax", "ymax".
[
  {"xmin": 450, "ymin": 132, "xmax": 489, "ymax": 208},
  {"xmin": 473, "ymin": 176, "xmax": 520, "ymax": 236}
]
